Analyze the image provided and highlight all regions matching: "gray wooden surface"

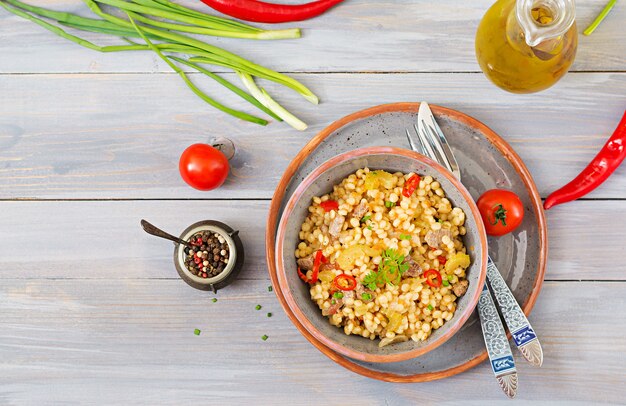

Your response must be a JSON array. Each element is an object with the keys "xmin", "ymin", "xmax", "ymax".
[{"xmin": 0, "ymin": 0, "xmax": 625, "ymax": 404}]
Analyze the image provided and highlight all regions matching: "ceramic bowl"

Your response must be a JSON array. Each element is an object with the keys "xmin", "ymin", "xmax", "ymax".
[
  {"xmin": 275, "ymin": 147, "xmax": 488, "ymax": 363},
  {"xmin": 174, "ymin": 220, "xmax": 244, "ymax": 293}
]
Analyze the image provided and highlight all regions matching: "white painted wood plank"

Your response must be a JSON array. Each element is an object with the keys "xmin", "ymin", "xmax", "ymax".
[
  {"xmin": 0, "ymin": 199, "xmax": 623, "ymax": 281},
  {"xmin": 0, "ymin": 279, "xmax": 624, "ymax": 404},
  {"xmin": 0, "ymin": 72, "xmax": 624, "ymax": 199},
  {"xmin": 0, "ymin": 0, "xmax": 624, "ymax": 74}
]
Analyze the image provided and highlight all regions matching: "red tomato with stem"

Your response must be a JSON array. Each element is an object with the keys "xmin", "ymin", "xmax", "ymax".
[
  {"xmin": 477, "ymin": 189, "xmax": 524, "ymax": 236},
  {"xmin": 179, "ymin": 143, "xmax": 229, "ymax": 191}
]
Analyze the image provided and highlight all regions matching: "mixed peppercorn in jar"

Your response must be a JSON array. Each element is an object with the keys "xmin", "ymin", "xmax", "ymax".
[{"xmin": 295, "ymin": 168, "xmax": 471, "ymax": 347}]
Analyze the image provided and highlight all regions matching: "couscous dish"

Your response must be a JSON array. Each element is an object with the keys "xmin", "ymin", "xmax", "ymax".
[{"xmin": 294, "ymin": 168, "xmax": 471, "ymax": 347}]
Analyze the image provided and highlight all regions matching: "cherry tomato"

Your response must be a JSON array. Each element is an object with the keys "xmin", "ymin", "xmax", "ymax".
[
  {"xmin": 179, "ymin": 143, "xmax": 229, "ymax": 191},
  {"xmin": 477, "ymin": 189, "xmax": 524, "ymax": 236}
]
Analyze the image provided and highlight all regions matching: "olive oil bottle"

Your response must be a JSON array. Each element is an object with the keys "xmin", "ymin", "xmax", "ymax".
[{"xmin": 475, "ymin": 0, "xmax": 577, "ymax": 93}]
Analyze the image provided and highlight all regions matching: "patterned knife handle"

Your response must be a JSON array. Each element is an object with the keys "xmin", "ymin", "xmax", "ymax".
[
  {"xmin": 486, "ymin": 257, "xmax": 544, "ymax": 367},
  {"xmin": 478, "ymin": 282, "xmax": 518, "ymax": 398}
]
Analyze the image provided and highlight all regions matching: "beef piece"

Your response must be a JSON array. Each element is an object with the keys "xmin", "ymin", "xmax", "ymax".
[
  {"xmin": 323, "ymin": 298, "xmax": 344, "ymax": 316},
  {"xmin": 452, "ymin": 280, "xmax": 469, "ymax": 297},
  {"xmin": 351, "ymin": 201, "xmax": 369, "ymax": 221},
  {"xmin": 329, "ymin": 215, "xmax": 346, "ymax": 237},
  {"xmin": 424, "ymin": 228, "xmax": 453, "ymax": 249},
  {"xmin": 403, "ymin": 257, "xmax": 423, "ymax": 277},
  {"xmin": 296, "ymin": 254, "xmax": 315, "ymax": 271}
]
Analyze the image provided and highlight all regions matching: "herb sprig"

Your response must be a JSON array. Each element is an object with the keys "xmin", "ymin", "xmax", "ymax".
[{"xmin": 362, "ymin": 249, "xmax": 409, "ymax": 290}]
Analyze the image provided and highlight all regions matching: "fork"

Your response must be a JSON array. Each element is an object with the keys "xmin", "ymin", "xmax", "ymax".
[{"xmin": 406, "ymin": 102, "xmax": 544, "ymax": 397}]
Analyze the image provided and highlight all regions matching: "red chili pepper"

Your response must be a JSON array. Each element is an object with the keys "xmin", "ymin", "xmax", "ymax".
[
  {"xmin": 424, "ymin": 269, "xmax": 442, "ymax": 288},
  {"xmin": 332, "ymin": 274, "xmax": 357, "ymax": 291},
  {"xmin": 310, "ymin": 250, "xmax": 326, "ymax": 283},
  {"xmin": 200, "ymin": 0, "xmax": 345, "ymax": 23},
  {"xmin": 402, "ymin": 174, "xmax": 421, "ymax": 198},
  {"xmin": 437, "ymin": 256, "xmax": 447, "ymax": 265},
  {"xmin": 544, "ymin": 111, "xmax": 626, "ymax": 210},
  {"xmin": 319, "ymin": 200, "xmax": 339, "ymax": 212},
  {"xmin": 297, "ymin": 267, "xmax": 310, "ymax": 283}
]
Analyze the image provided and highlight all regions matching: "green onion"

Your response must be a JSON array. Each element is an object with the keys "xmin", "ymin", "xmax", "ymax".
[
  {"xmin": 399, "ymin": 234, "xmax": 411, "ymax": 240},
  {"xmin": 95, "ymin": 0, "xmax": 300, "ymax": 39},
  {"xmin": 331, "ymin": 300, "xmax": 336, "ymax": 305},
  {"xmin": 385, "ymin": 201, "xmax": 395, "ymax": 208},
  {"xmin": 212, "ymin": 298, "xmax": 218, "ymax": 303},
  {"xmin": 194, "ymin": 328, "xmax": 201, "ymax": 335},
  {"xmin": 367, "ymin": 226, "xmax": 373, "ymax": 230},
  {"xmin": 333, "ymin": 292, "xmax": 344, "ymax": 299},
  {"xmin": 427, "ymin": 304, "xmax": 434, "ymax": 311},
  {"xmin": 169, "ymin": 56, "xmax": 282, "ymax": 121},
  {"xmin": 584, "ymin": 0, "xmax": 616, "ymax": 35},
  {"xmin": 442, "ymin": 279, "xmax": 450, "ymax": 287},
  {"xmin": 237, "ymin": 72, "xmax": 308, "ymax": 131},
  {"xmin": 127, "ymin": 14, "xmax": 268, "ymax": 125},
  {"xmin": 360, "ymin": 215, "xmax": 371, "ymax": 223},
  {"xmin": 261, "ymin": 335, "xmax": 269, "ymax": 341},
  {"xmin": 255, "ymin": 304, "xmax": 262, "ymax": 310},
  {"xmin": 121, "ymin": 7, "xmax": 301, "ymax": 40},
  {"xmin": 361, "ymin": 293, "xmax": 372, "ymax": 301},
  {"xmin": 267, "ymin": 312, "xmax": 272, "ymax": 317},
  {"xmin": 4, "ymin": 0, "xmax": 320, "ymax": 124},
  {"xmin": 268, "ymin": 286, "xmax": 273, "ymax": 292}
]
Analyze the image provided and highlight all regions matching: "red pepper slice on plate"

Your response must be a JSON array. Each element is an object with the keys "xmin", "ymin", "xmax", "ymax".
[
  {"xmin": 544, "ymin": 111, "xmax": 626, "ymax": 210},
  {"xmin": 297, "ymin": 267, "xmax": 309, "ymax": 283},
  {"xmin": 402, "ymin": 174, "xmax": 421, "ymax": 198},
  {"xmin": 310, "ymin": 250, "xmax": 327, "ymax": 283},
  {"xmin": 320, "ymin": 200, "xmax": 339, "ymax": 212},
  {"xmin": 200, "ymin": 0, "xmax": 345, "ymax": 23},
  {"xmin": 332, "ymin": 274, "xmax": 357, "ymax": 291},
  {"xmin": 424, "ymin": 269, "xmax": 442, "ymax": 288}
]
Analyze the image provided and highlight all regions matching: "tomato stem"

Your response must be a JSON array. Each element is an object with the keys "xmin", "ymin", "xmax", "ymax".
[{"xmin": 491, "ymin": 204, "xmax": 508, "ymax": 226}]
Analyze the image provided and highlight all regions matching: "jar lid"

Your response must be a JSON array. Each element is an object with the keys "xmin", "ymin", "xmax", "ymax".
[{"xmin": 174, "ymin": 220, "xmax": 244, "ymax": 293}]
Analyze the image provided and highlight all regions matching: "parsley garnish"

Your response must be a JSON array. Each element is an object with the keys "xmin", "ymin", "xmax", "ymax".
[
  {"xmin": 360, "ymin": 215, "xmax": 371, "ymax": 223},
  {"xmin": 399, "ymin": 234, "xmax": 411, "ymax": 240},
  {"xmin": 384, "ymin": 201, "xmax": 396, "ymax": 209},
  {"xmin": 362, "ymin": 249, "xmax": 410, "ymax": 290}
]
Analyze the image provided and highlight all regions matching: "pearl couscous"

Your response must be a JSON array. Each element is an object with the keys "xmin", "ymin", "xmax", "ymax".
[{"xmin": 295, "ymin": 168, "xmax": 471, "ymax": 347}]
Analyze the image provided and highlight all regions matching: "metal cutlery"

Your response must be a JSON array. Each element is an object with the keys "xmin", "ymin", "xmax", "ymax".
[{"xmin": 406, "ymin": 101, "xmax": 544, "ymax": 397}]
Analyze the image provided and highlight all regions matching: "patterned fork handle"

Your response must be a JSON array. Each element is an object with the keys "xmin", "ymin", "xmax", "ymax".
[
  {"xmin": 478, "ymin": 282, "xmax": 518, "ymax": 398},
  {"xmin": 487, "ymin": 257, "xmax": 544, "ymax": 366}
]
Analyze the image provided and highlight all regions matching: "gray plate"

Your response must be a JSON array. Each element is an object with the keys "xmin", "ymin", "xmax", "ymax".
[{"xmin": 271, "ymin": 104, "xmax": 546, "ymax": 379}]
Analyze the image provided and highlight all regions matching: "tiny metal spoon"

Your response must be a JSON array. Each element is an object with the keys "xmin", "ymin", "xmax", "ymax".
[{"xmin": 141, "ymin": 219, "xmax": 193, "ymax": 248}]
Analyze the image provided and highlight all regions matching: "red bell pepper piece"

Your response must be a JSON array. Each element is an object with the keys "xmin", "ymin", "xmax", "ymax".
[
  {"xmin": 402, "ymin": 174, "xmax": 421, "ymax": 198},
  {"xmin": 320, "ymin": 200, "xmax": 339, "ymax": 212}
]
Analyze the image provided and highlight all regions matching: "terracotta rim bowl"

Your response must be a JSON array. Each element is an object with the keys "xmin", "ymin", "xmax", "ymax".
[{"xmin": 275, "ymin": 147, "xmax": 488, "ymax": 363}]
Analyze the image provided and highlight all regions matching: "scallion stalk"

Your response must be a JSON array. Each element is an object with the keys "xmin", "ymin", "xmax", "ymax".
[
  {"xmin": 169, "ymin": 56, "xmax": 282, "ymax": 121},
  {"xmin": 128, "ymin": 13, "xmax": 268, "ymax": 126},
  {"xmin": 238, "ymin": 71, "xmax": 308, "ymax": 131},
  {"xmin": 128, "ymin": 10, "xmax": 300, "ymax": 40},
  {"xmin": 583, "ymin": 0, "xmax": 616, "ymax": 36},
  {"xmin": 83, "ymin": 0, "xmax": 319, "ymax": 104}
]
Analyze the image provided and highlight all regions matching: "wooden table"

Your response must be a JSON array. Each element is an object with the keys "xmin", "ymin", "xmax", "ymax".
[{"xmin": 1, "ymin": 1, "xmax": 625, "ymax": 403}]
